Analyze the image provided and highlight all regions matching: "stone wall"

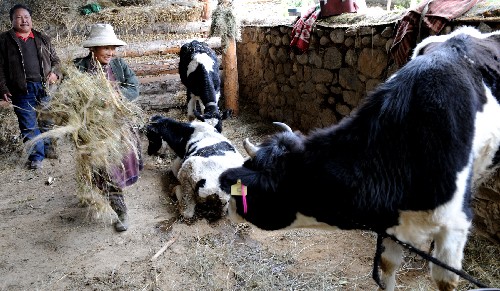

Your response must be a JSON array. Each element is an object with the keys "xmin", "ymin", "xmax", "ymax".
[
  {"xmin": 236, "ymin": 23, "xmax": 398, "ymax": 132},
  {"xmin": 235, "ymin": 20, "xmax": 500, "ymax": 243},
  {"xmin": 236, "ymin": 21, "xmax": 500, "ymax": 132}
]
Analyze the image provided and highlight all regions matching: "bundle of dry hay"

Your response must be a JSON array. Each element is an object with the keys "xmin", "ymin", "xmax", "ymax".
[
  {"xmin": 27, "ymin": 63, "xmax": 145, "ymax": 211},
  {"xmin": 210, "ymin": 0, "xmax": 241, "ymax": 50}
]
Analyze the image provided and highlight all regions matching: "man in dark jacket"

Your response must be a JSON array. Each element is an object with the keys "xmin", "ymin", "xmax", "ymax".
[{"xmin": 0, "ymin": 4, "xmax": 61, "ymax": 170}]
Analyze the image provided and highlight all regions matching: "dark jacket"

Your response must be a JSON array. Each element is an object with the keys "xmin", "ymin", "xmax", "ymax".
[
  {"xmin": 74, "ymin": 54, "xmax": 139, "ymax": 101},
  {"xmin": 0, "ymin": 28, "xmax": 61, "ymax": 96}
]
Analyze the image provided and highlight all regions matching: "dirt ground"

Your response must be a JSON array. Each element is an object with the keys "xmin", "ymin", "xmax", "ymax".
[{"xmin": 0, "ymin": 1, "xmax": 498, "ymax": 290}]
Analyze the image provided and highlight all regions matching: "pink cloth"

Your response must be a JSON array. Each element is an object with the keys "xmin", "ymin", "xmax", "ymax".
[{"xmin": 95, "ymin": 129, "xmax": 143, "ymax": 191}]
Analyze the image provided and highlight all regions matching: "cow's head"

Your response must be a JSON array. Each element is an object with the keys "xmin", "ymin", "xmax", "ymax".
[
  {"xmin": 219, "ymin": 122, "xmax": 305, "ymax": 230},
  {"xmin": 145, "ymin": 115, "xmax": 194, "ymax": 157}
]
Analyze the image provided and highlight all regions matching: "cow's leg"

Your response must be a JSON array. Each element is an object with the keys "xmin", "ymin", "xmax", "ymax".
[
  {"xmin": 379, "ymin": 237, "xmax": 404, "ymax": 291},
  {"xmin": 187, "ymin": 92, "xmax": 196, "ymax": 121},
  {"xmin": 430, "ymin": 224, "xmax": 470, "ymax": 291},
  {"xmin": 171, "ymin": 157, "xmax": 182, "ymax": 178},
  {"xmin": 198, "ymin": 98, "xmax": 205, "ymax": 114},
  {"xmin": 175, "ymin": 183, "xmax": 196, "ymax": 219}
]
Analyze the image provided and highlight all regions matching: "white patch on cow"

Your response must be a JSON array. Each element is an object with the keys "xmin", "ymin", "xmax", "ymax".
[
  {"xmin": 174, "ymin": 121, "xmax": 244, "ymax": 219},
  {"xmin": 187, "ymin": 53, "xmax": 215, "ymax": 76},
  {"xmin": 411, "ymin": 26, "xmax": 483, "ymax": 59},
  {"xmin": 386, "ymin": 157, "xmax": 472, "ymax": 288},
  {"xmin": 187, "ymin": 95, "xmax": 204, "ymax": 119},
  {"xmin": 471, "ymin": 83, "xmax": 500, "ymax": 185},
  {"xmin": 379, "ymin": 239, "xmax": 404, "ymax": 291},
  {"xmin": 186, "ymin": 88, "xmax": 219, "ymax": 120},
  {"xmin": 387, "ymin": 157, "xmax": 471, "ymax": 244}
]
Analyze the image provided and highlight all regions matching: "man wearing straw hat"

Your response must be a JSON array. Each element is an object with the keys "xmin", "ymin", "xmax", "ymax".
[
  {"xmin": 75, "ymin": 23, "xmax": 141, "ymax": 232},
  {"xmin": 0, "ymin": 4, "xmax": 61, "ymax": 170}
]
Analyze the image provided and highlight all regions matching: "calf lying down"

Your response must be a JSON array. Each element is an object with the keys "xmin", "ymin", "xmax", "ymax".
[
  {"xmin": 146, "ymin": 115, "xmax": 244, "ymax": 220},
  {"xmin": 219, "ymin": 27, "xmax": 500, "ymax": 291}
]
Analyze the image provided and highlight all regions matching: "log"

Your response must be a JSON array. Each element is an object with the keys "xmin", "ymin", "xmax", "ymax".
[
  {"xmin": 222, "ymin": 38, "xmax": 239, "ymax": 115},
  {"xmin": 129, "ymin": 62, "xmax": 179, "ymax": 76},
  {"xmin": 201, "ymin": 0, "xmax": 212, "ymax": 21},
  {"xmin": 151, "ymin": 237, "xmax": 177, "ymax": 261},
  {"xmin": 117, "ymin": 38, "xmax": 221, "ymax": 58}
]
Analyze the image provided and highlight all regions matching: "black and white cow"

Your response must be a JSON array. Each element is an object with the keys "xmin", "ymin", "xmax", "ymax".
[
  {"xmin": 179, "ymin": 40, "xmax": 224, "ymax": 133},
  {"xmin": 219, "ymin": 27, "xmax": 500, "ymax": 291},
  {"xmin": 146, "ymin": 115, "xmax": 244, "ymax": 220}
]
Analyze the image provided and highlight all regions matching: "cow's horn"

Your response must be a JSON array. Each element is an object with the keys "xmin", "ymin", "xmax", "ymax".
[
  {"xmin": 243, "ymin": 138, "xmax": 258, "ymax": 158},
  {"xmin": 273, "ymin": 122, "xmax": 293, "ymax": 132}
]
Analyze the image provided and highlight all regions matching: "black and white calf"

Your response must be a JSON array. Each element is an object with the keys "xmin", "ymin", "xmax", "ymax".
[
  {"xmin": 219, "ymin": 27, "xmax": 500, "ymax": 291},
  {"xmin": 146, "ymin": 115, "xmax": 244, "ymax": 220},
  {"xmin": 179, "ymin": 40, "xmax": 224, "ymax": 133}
]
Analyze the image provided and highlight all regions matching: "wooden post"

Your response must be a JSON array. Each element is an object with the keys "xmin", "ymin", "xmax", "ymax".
[
  {"xmin": 201, "ymin": 0, "xmax": 211, "ymax": 21},
  {"xmin": 222, "ymin": 38, "xmax": 239, "ymax": 116}
]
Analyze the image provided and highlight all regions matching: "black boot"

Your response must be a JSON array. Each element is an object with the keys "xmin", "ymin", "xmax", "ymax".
[{"xmin": 108, "ymin": 192, "xmax": 129, "ymax": 232}]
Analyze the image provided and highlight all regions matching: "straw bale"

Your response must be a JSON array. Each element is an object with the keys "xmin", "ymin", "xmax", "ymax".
[{"xmin": 26, "ymin": 63, "xmax": 145, "ymax": 211}]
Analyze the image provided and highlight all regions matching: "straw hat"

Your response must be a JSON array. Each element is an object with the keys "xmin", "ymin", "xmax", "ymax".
[{"xmin": 82, "ymin": 24, "xmax": 127, "ymax": 48}]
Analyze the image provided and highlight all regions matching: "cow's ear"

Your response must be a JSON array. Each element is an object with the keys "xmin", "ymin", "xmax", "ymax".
[{"xmin": 150, "ymin": 115, "xmax": 164, "ymax": 123}]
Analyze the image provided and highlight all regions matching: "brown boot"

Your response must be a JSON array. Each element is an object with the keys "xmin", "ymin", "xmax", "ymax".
[{"xmin": 108, "ymin": 192, "xmax": 129, "ymax": 232}]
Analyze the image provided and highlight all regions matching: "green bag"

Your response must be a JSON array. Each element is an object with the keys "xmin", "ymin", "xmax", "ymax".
[{"xmin": 80, "ymin": 3, "xmax": 101, "ymax": 15}]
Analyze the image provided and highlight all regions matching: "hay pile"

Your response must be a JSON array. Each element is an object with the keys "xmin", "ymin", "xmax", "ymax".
[
  {"xmin": 210, "ymin": 0, "xmax": 241, "ymax": 50},
  {"xmin": 28, "ymin": 63, "xmax": 145, "ymax": 211},
  {"xmin": 0, "ymin": 0, "xmax": 204, "ymax": 33},
  {"xmin": 83, "ymin": 3, "xmax": 203, "ymax": 31}
]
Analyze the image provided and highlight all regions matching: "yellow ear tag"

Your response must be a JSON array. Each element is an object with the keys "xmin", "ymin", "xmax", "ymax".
[
  {"xmin": 231, "ymin": 179, "xmax": 247, "ymax": 196},
  {"xmin": 231, "ymin": 179, "xmax": 248, "ymax": 213}
]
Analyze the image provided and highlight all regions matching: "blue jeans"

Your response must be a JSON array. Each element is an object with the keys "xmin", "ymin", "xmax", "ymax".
[{"xmin": 11, "ymin": 82, "xmax": 51, "ymax": 162}]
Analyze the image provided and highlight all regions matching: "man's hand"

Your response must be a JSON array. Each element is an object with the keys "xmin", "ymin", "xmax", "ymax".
[
  {"xmin": 2, "ymin": 92, "xmax": 12, "ymax": 102},
  {"xmin": 46, "ymin": 72, "xmax": 58, "ymax": 85},
  {"xmin": 1, "ymin": 92, "xmax": 12, "ymax": 107}
]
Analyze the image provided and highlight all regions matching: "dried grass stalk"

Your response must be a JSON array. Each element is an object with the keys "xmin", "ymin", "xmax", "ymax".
[{"xmin": 27, "ymin": 63, "xmax": 144, "ymax": 211}]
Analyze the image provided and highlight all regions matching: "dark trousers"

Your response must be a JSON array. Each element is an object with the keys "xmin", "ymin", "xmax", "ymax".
[{"xmin": 11, "ymin": 82, "xmax": 51, "ymax": 162}]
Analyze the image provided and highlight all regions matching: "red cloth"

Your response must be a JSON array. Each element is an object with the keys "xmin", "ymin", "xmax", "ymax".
[
  {"xmin": 390, "ymin": 0, "xmax": 480, "ymax": 67},
  {"xmin": 290, "ymin": 5, "xmax": 321, "ymax": 54},
  {"xmin": 15, "ymin": 31, "xmax": 34, "ymax": 42}
]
